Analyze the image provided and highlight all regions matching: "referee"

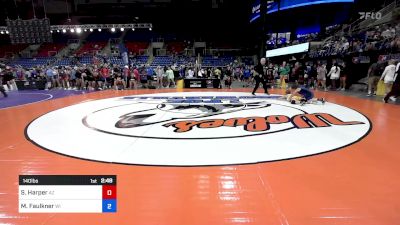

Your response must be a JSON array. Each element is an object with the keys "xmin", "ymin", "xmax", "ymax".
[{"xmin": 252, "ymin": 58, "xmax": 269, "ymax": 95}]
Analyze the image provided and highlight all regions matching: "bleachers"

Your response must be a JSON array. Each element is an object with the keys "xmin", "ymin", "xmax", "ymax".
[
  {"xmin": 166, "ymin": 42, "xmax": 186, "ymax": 54},
  {"xmin": 202, "ymin": 56, "xmax": 235, "ymax": 67},
  {"xmin": 54, "ymin": 58, "xmax": 73, "ymax": 66},
  {"xmin": 53, "ymin": 56, "xmax": 146, "ymax": 67},
  {"xmin": 36, "ymin": 43, "xmax": 66, "ymax": 57},
  {"xmin": 241, "ymin": 56, "xmax": 254, "ymax": 66},
  {"xmin": 151, "ymin": 56, "xmax": 173, "ymax": 66},
  {"xmin": 125, "ymin": 42, "xmax": 149, "ymax": 55},
  {"xmin": 108, "ymin": 56, "xmax": 125, "ymax": 66},
  {"xmin": 131, "ymin": 56, "xmax": 149, "ymax": 65},
  {"xmin": 10, "ymin": 57, "xmax": 55, "ymax": 68},
  {"xmin": 79, "ymin": 56, "xmax": 93, "ymax": 64},
  {"xmin": 76, "ymin": 42, "xmax": 107, "ymax": 56},
  {"xmin": 175, "ymin": 56, "xmax": 195, "ymax": 66},
  {"xmin": 0, "ymin": 44, "xmax": 28, "ymax": 58}
]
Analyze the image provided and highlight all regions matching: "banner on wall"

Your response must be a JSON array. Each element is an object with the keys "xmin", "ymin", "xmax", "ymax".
[
  {"xmin": 266, "ymin": 42, "xmax": 310, "ymax": 58},
  {"xmin": 250, "ymin": 0, "xmax": 354, "ymax": 23}
]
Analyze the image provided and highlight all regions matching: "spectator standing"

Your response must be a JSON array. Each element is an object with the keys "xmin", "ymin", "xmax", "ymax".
[
  {"xmin": 279, "ymin": 61, "xmax": 290, "ymax": 88},
  {"xmin": 384, "ymin": 61, "xmax": 400, "ymax": 103},
  {"xmin": 156, "ymin": 66, "xmax": 164, "ymax": 89},
  {"xmin": 316, "ymin": 63, "xmax": 328, "ymax": 91},
  {"xmin": 46, "ymin": 67, "xmax": 54, "ymax": 90},
  {"xmin": 339, "ymin": 62, "xmax": 348, "ymax": 91},
  {"xmin": 327, "ymin": 63, "xmax": 341, "ymax": 90},
  {"xmin": 166, "ymin": 66, "xmax": 175, "ymax": 88},
  {"xmin": 214, "ymin": 67, "xmax": 222, "ymax": 89},
  {"xmin": 367, "ymin": 61, "xmax": 384, "ymax": 96},
  {"xmin": 380, "ymin": 60, "xmax": 397, "ymax": 95}
]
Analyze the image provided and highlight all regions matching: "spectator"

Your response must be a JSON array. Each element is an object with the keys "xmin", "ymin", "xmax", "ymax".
[
  {"xmin": 380, "ymin": 60, "xmax": 397, "ymax": 95},
  {"xmin": 367, "ymin": 61, "xmax": 384, "ymax": 96},
  {"xmin": 279, "ymin": 61, "xmax": 290, "ymax": 88},
  {"xmin": 339, "ymin": 62, "xmax": 348, "ymax": 91},
  {"xmin": 156, "ymin": 66, "xmax": 164, "ymax": 89},
  {"xmin": 166, "ymin": 66, "xmax": 175, "ymax": 88},
  {"xmin": 384, "ymin": 61, "xmax": 400, "ymax": 103},
  {"xmin": 327, "ymin": 63, "xmax": 341, "ymax": 90},
  {"xmin": 187, "ymin": 68, "xmax": 195, "ymax": 78}
]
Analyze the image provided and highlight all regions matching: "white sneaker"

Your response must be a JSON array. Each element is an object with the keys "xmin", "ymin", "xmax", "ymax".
[{"xmin": 389, "ymin": 96, "xmax": 397, "ymax": 102}]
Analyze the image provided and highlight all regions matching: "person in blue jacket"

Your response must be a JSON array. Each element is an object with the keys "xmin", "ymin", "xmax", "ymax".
[{"xmin": 287, "ymin": 85, "xmax": 325, "ymax": 105}]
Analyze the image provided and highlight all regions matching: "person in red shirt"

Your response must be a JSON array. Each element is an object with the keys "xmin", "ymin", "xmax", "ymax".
[
  {"xmin": 134, "ymin": 67, "xmax": 140, "ymax": 80},
  {"xmin": 130, "ymin": 66, "xmax": 140, "ymax": 89},
  {"xmin": 99, "ymin": 65, "xmax": 110, "ymax": 89}
]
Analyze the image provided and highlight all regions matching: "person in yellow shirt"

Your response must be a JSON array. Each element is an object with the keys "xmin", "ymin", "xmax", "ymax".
[{"xmin": 214, "ymin": 67, "xmax": 222, "ymax": 89}]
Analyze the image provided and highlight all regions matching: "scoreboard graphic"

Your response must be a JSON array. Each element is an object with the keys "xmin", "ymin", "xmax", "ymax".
[{"xmin": 19, "ymin": 175, "xmax": 117, "ymax": 213}]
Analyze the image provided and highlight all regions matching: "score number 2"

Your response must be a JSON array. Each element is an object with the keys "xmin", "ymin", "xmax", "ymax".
[{"xmin": 102, "ymin": 185, "xmax": 117, "ymax": 213}]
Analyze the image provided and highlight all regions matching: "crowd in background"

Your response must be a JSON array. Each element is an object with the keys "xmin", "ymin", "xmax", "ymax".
[
  {"xmin": 310, "ymin": 23, "xmax": 400, "ymax": 58},
  {"xmin": 1, "ymin": 54, "xmax": 399, "ymax": 104}
]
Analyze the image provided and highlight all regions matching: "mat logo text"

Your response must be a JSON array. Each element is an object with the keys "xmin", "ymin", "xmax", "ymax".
[{"xmin": 164, "ymin": 113, "xmax": 364, "ymax": 133}]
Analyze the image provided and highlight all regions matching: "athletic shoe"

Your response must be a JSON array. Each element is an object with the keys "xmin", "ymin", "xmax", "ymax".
[
  {"xmin": 341, "ymin": 88, "xmax": 345, "ymax": 91},
  {"xmin": 252, "ymin": 93, "xmax": 256, "ymax": 96},
  {"xmin": 366, "ymin": 93, "xmax": 372, "ymax": 97},
  {"xmin": 390, "ymin": 96, "xmax": 397, "ymax": 102}
]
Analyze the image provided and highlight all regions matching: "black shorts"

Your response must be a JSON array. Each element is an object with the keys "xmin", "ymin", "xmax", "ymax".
[{"xmin": 4, "ymin": 74, "xmax": 14, "ymax": 82}]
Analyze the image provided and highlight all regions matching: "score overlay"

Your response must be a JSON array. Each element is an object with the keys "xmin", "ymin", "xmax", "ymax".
[{"xmin": 19, "ymin": 175, "xmax": 117, "ymax": 213}]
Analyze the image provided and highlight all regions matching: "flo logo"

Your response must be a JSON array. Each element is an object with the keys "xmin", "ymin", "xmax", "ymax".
[
  {"xmin": 26, "ymin": 92, "xmax": 371, "ymax": 166},
  {"xmin": 359, "ymin": 12, "xmax": 382, "ymax": 20}
]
